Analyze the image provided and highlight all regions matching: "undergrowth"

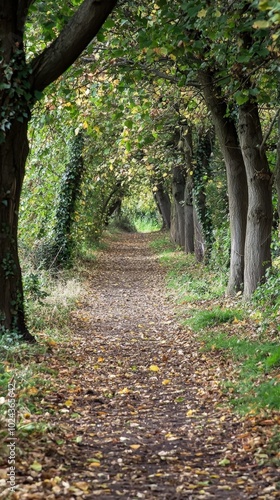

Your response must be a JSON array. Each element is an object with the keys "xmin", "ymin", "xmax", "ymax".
[
  {"xmin": 0, "ymin": 254, "xmax": 87, "ymax": 448},
  {"xmin": 150, "ymin": 233, "xmax": 280, "ymax": 414}
]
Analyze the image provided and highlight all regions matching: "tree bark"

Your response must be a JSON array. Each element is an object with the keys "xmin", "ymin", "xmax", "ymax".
[
  {"xmin": 170, "ymin": 166, "xmax": 186, "ymax": 247},
  {"xmin": 154, "ymin": 181, "xmax": 171, "ymax": 229},
  {"xmin": 184, "ymin": 175, "xmax": 194, "ymax": 253},
  {"xmin": 238, "ymin": 101, "xmax": 273, "ymax": 299},
  {"xmin": 193, "ymin": 128, "xmax": 213, "ymax": 262},
  {"xmin": 31, "ymin": 0, "xmax": 118, "ymax": 91},
  {"xmin": 183, "ymin": 126, "xmax": 194, "ymax": 253},
  {"xmin": 275, "ymin": 114, "xmax": 280, "ymax": 220},
  {"xmin": 0, "ymin": 120, "xmax": 34, "ymax": 341},
  {"xmin": 199, "ymin": 70, "xmax": 248, "ymax": 294},
  {"xmin": 193, "ymin": 206, "xmax": 205, "ymax": 262}
]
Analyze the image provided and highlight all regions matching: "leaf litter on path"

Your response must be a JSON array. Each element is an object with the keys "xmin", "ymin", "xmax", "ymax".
[{"xmin": 1, "ymin": 232, "xmax": 279, "ymax": 499}]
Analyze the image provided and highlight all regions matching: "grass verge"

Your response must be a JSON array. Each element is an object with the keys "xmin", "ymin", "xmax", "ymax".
[
  {"xmin": 0, "ymin": 255, "xmax": 90, "ymax": 457},
  {"xmin": 150, "ymin": 233, "xmax": 280, "ymax": 414}
]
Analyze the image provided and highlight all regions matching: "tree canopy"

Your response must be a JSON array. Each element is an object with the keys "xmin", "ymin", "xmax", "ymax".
[{"xmin": 1, "ymin": 0, "xmax": 280, "ymax": 338}]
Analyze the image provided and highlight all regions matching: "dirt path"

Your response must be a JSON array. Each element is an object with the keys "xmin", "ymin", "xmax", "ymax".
[{"xmin": 12, "ymin": 233, "xmax": 279, "ymax": 499}]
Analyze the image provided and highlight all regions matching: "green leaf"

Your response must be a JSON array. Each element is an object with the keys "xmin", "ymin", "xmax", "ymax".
[
  {"xmin": 30, "ymin": 461, "xmax": 42, "ymax": 472},
  {"xmin": 235, "ymin": 91, "xmax": 249, "ymax": 105},
  {"xmin": 218, "ymin": 458, "xmax": 231, "ymax": 466}
]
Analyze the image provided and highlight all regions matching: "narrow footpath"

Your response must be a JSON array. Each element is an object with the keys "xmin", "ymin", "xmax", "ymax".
[{"xmin": 14, "ymin": 233, "xmax": 279, "ymax": 499}]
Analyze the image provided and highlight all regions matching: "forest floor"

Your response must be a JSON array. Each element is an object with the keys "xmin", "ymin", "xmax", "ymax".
[{"xmin": 1, "ymin": 232, "xmax": 280, "ymax": 499}]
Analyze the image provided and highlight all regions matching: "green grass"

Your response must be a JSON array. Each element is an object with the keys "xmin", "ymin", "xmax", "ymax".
[
  {"xmin": 150, "ymin": 234, "xmax": 280, "ymax": 414},
  {"xmin": 0, "ymin": 258, "xmax": 85, "ymax": 450},
  {"xmin": 149, "ymin": 234, "xmax": 175, "ymax": 253},
  {"xmin": 199, "ymin": 330, "xmax": 280, "ymax": 413},
  {"xmin": 134, "ymin": 216, "xmax": 161, "ymax": 233},
  {"xmin": 186, "ymin": 307, "xmax": 243, "ymax": 331},
  {"xmin": 150, "ymin": 235, "xmax": 226, "ymax": 302}
]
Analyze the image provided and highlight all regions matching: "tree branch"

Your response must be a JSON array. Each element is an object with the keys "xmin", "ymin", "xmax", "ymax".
[
  {"xmin": 30, "ymin": 0, "xmax": 118, "ymax": 92},
  {"xmin": 260, "ymin": 107, "xmax": 280, "ymax": 153}
]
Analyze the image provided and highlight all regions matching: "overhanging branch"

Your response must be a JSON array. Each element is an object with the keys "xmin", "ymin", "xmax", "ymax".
[{"xmin": 30, "ymin": 0, "xmax": 118, "ymax": 92}]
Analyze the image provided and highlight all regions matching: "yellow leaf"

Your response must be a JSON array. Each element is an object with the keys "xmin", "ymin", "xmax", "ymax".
[
  {"xmin": 149, "ymin": 365, "xmax": 160, "ymax": 372},
  {"xmin": 83, "ymin": 121, "xmax": 88, "ymax": 129},
  {"xmin": 73, "ymin": 481, "xmax": 90, "ymax": 491},
  {"xmin": 47, "ymin": 339, "xmax": 57, "ymax": 347},
  {"xmin": 232, "ymin": 317, "xmax": 240, "ymax": 324},
  {"xmin": 118, "ymin": 387, "xmax": 130, "ymax": 394},
  {"xmin": 162, "ymin": 379, "xmax": 170, "ymax": 385},
  {"xmin": 64, "ymin": 399, "xmax": 73, "ymax": 407},
  {"xmin": 98, "ymin": 357, "xmax": 104, "ymax": 362},
  {"xmin": 253, "ymin": 20, "xmax": 270, "ymax": 29},
  {"xmin": 88, "ymin": 460, "xmax": 101, "ymax": 467},
  {"xmin": 165, "ymin": 432, "xmax": 173, "ymax": 438},
  {"xmin": 186, "ymin": 409, "xmax": 195, "ymax": 416},
  {"xmin": 28, "ymin": 387, "xmax": 38, "ymax": 395},
  {"xmin": 130, "ymin": 444, "xmax": 141, "ymax": 450}
]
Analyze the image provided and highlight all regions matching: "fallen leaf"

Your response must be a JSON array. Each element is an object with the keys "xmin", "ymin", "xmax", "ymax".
[
  {"xmin": 30, "ymin": 461, "xmax": 42, "ymax": 472},
  {"xmin": 149, "ymin": 365, "xmax": 160, "ymax": 372},
  {"xmin": 162, "ymin": 379, "xmax": 170, "ymax": 385},
  {"xmin": 130, "ymin": 444, "xmax": 141, "ymax": 450}
]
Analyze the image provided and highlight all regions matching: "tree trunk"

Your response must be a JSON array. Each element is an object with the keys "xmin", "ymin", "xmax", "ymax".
[
  {"xmin": 154, "ymin": 182, "xmax": 171, "ymax": 229},
  {"xmin": 183, "ymin": 126, "xmax": 194, "ymax": 253},
  {"xmin": 193, "ymin": 206, "xmax": 205, "ymax": 262},
  {"xmin": 238, "ymin": 102, "xmax": 273, "ymax": 299},
  {"xmin": 199, "ymin": 70, "xmax": 248, "ymax": 294},
  {"xmin": 0, "ymin": 120, "xmax": 34, "ymax": 341},
  {"xmin": 170, "ymin": 166, "xmax": 186, "ymax": 247},
  {"xmin": 275, "ymin": 114, "xmax": 280, "ymax": 220},
  {"xmin": 184, "ymin": 175, "xmax": 194, "ymax": 253},
  {"xmin": 0, "ymin": 7, "xmax": 35, "ymax": 340},
  {"xmin": 52, "ymin": 131, "xmax": 85, "ymax": 268},
  {"xmin": 193, "ymin": 129, "xmax": 214, "ymax": 262},
  {"xmin": 0, "ymin": 0, "xmax": 117, "ymax": 339}
]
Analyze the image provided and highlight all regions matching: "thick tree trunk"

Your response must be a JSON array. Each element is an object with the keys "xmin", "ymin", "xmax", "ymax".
[
  {"xmin": 275, "ymin": 115, "xmax": 280, "ymax": 219},
  {"xmin": 0, "ymin": 1, "xmax": 117, "ymax": 339},
  {"xmin": 0, "ymin": 7, "xmax": 35, "ymax": 340},
  {"xmin": 238, "ymin": 102, "xmax": 273, "ymax": 299},
  {"xmin": 0, "ymin": 121, "xmax": 34, "ymax": 341},
  {"xmin": 199, "ymin": 71, "xmax": 248, "ymax": 294},
  {"xmin": 170, "ymin": 166, "xmax": 186, "ymax": 247},
  {"xmin": 154, "ymin": 182, "xmax": 171, "ymax": 229}
]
